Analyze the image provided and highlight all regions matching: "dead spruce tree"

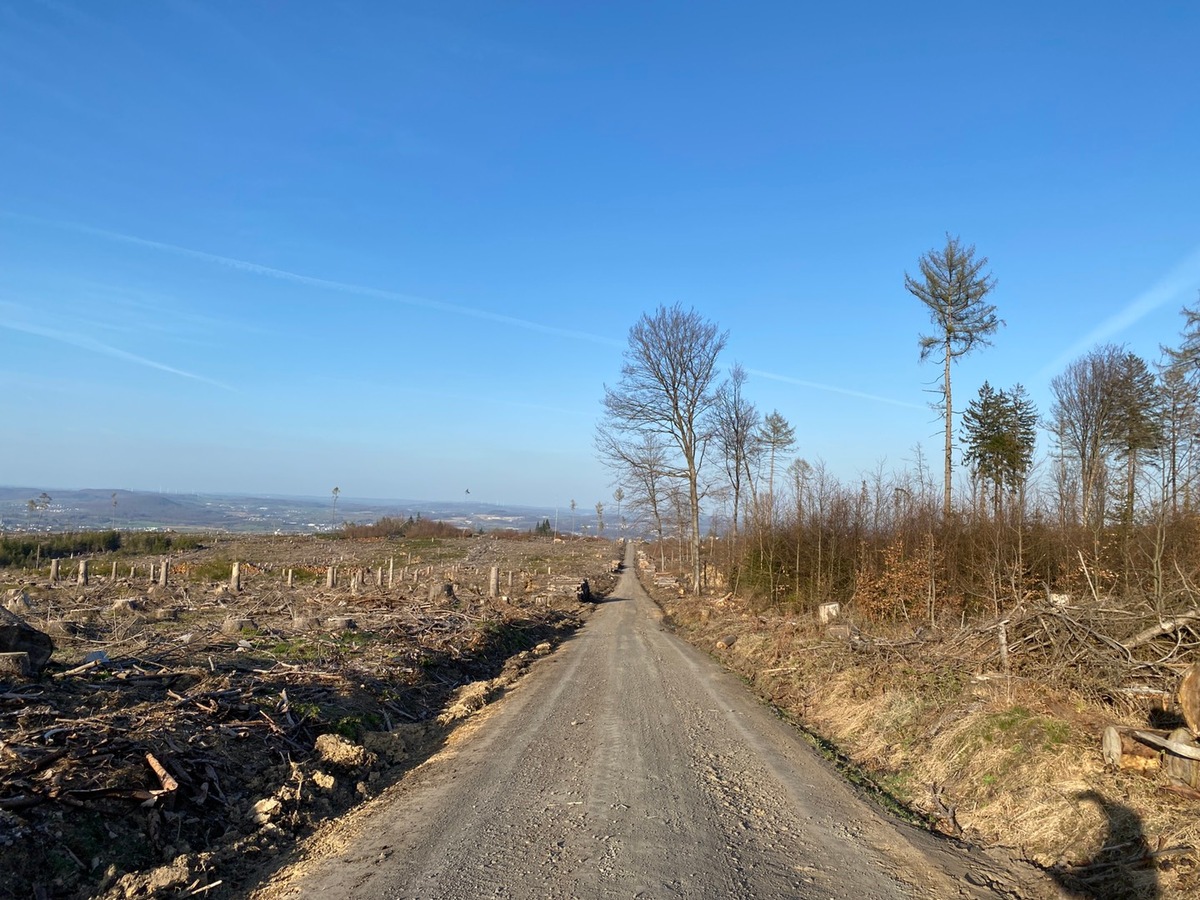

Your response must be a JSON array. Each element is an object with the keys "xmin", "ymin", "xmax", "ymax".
[
  {"xmin": 905, "ymin": 234, "xmax": 1001, "ymax": 518},
  {"xmin": 600, "ymin": 304, "xmax": 727, "ymax": 595}
]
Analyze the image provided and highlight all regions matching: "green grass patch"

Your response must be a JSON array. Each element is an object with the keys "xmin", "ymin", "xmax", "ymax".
[
  {"xmin": 975, "ymin": 706, "xmax": 1071, "ymax": 751},
  {"xmin": 268, "ymin": 638, "xmax": 322, "ymax": 662}
]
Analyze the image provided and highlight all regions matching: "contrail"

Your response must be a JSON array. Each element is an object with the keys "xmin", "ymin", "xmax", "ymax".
[
  {"xmin": 1039, "ymin": 243, "xmax": 1200, "ymax": 378},
  {"xmin": 748, "ymin": 368, "xmax": 925, "ymax": 410},
  {"xmin": 7, "ymin": 213, "xmax": 623, "ymax": 348},
  {"xmin": 0, "ymin": 314, "xmax": 232, "ymax": 389}
]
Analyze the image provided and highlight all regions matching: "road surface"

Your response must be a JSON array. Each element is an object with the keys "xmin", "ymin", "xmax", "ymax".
[{"xmin": 259, "ymin": 542, "xmax": 1060, "ymax": 900}]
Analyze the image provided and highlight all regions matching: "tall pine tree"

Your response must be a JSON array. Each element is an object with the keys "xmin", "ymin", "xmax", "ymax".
[{"xmin": 906, "ymin": 235, "xmax": 1002, "ymax": 517}]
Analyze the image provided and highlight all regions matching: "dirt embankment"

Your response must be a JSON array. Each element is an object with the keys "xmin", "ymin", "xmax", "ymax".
[
  {"xmin": 0, "ymin": 535, "xmax": 619, "ymax": 899},
  {"xmin": 652, "ymin": 584, "xmax": 1200, "ymax": 899}
]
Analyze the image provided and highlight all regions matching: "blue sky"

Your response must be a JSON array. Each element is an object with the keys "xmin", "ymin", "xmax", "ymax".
[{"xmin": 2, "ymin": 1, "xmax": 1198, "ymax": 512}]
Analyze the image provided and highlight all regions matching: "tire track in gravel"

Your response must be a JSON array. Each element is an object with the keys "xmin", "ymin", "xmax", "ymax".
[{"xmin": 258, "ymin": 542, "xmax": 1063, "ymax": 900}]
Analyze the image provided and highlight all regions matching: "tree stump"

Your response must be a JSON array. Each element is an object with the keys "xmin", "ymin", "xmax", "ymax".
[
  {"xmin": 77, "ymin": 559, "xmax": 89, "ymax": 586},
  {"xmin": 0, "ymin": 608, "xmax": 54, "ymax": 675},
  {"xmin": 326, "ymin": 566, "xmax": 336, "ymax": 589},
  {"xmin": 230, "ymin": 562, "xmax": 241, "ymax": 592},
  {"xmin": 0, "ymin": 652, "xmax": 30, "ymax": 678},
  {"xmin": 49, "ymin": 558, "xmax": 60, "ymax": 582},
  {"xmin": 158, "ymin": 557, "xmax": 169, "ymax": 587},
  {"xmin": 112, "ymin": 598, "xmax": 143, "ymax": 615},
  {"xmin": 1101, "ymin": 725, "xmax": 1160, "ymax": 773},
  {"xmin": 818, "ymin": 602, "xmax": 841, "ymax": 624},
  {"xmin": 221, "ymin": 616, "xmax": 254, "ymax": 635},
  {"xmin": 488, "ymin": 567, "xmax": 500, "ymax": 598}
]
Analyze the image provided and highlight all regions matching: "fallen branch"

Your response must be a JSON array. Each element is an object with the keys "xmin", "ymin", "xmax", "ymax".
[
  {"xmin": 145, "ymin": 753, "xmax": 178, "ymax": 793},
  {"xmin": 1123, "ymin": 611, "xmax": 1200, "ymax": 652},
  {"xmin": 52, "ymin": 658, "xmax": 106, "ymax": 680}
]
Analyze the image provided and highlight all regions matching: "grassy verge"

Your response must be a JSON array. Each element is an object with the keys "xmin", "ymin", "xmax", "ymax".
[{"xmin": 655, "ymin": 588, "xmax": 1200, "ymax": 898}]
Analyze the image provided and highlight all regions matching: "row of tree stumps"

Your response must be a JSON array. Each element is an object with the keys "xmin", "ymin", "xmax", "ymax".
[
  {"xmin": 47, "ymin": 557, "xmax": 172, "ymax": 588},
  {"xmin": 41, "ymin": 555, "xmax": 522, "ymax": 604}
]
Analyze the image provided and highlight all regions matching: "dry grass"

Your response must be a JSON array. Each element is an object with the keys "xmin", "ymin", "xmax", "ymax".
[{"xmin": 656, "ymin": 584, "xmax": 1200, "ymax": 898}]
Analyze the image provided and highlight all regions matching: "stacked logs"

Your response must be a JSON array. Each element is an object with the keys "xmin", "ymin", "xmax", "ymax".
[{"xmin": 1103, "ymin": 662, "xmax": 1200, "ymax": 795}]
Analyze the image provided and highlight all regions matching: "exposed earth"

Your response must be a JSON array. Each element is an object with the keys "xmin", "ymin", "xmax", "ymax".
[{"xmin": 1, "ymin": 533, "xmax": 616, "ymax": 898}]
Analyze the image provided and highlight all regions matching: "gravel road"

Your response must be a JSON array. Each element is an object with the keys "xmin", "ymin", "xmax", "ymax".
[{"xmin": 260, "ymin": 542, "xmax": 1063, "ymax": 900}]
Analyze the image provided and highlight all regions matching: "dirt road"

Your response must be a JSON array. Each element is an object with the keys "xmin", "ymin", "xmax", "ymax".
[{"xmin": 259, "ymin": 543, "xmax": 1062, "ymax": 899}]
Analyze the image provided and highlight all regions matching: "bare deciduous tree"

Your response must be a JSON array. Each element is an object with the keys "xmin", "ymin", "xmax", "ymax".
[
  {"xmin": 597, "ymin": 430, "xmax": 672, "ymax": 569},
  {"xmin": 712, "ymin": 363, "xmax": 760, "ymax": 543},
  {"xmin": 1049, "ymin": 344, "xmax": 1160, "ymax": 541},
  {"xmin": 600, "ymin": 304, "xmax": 727, "ymax": 594}
]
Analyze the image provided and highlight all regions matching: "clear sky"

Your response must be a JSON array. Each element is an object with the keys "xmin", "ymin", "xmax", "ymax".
[{"xmin": 2, "ymin": 2, "xmax": 1198, "ymax": 511}]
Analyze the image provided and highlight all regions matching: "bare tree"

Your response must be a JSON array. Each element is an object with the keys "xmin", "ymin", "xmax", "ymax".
[
  {"xmin": 598, "ymin": 430, "xmax": 671, "ymax": 569},
  {"xmin": 612, "ymin": 486, "xmax": 624, "ymax": 535},
  {"xmin": 1159, "ymin": 296, "xmax": 1200, "ymax": 516},
  {"xmin": 712, "ymin": 363, "xmax": 760, "ymax": 543},
  {"xmin": 1155, "ymin": 360, "xmax": 1199, "ymax": 517},
  {"xmin": 600, "ymin": 304, "xmax": 727, "ymax": 595},
  {"xmin": 1050, "ymin": 344, "xmax": 1125, "ymax": 536},
  {"xmin": 905, "ymin": 235, "xmax": 1001, "ymax": 517}
]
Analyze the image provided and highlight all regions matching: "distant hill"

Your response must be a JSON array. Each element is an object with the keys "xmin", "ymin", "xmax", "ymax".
[{"xmin": 0, "ymin": 487, "xmax": 564, "ymax": 535}]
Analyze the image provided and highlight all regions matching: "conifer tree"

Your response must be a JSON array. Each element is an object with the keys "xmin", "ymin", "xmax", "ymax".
[{"xmin": 905, "ymin": 235, "xmax": 1001, "ymax": 517}]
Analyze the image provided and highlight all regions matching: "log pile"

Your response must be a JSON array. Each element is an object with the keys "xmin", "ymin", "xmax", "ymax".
[{"xmin": 1100, "ymin": 662, "xmax": 1200, "ymax": 795}]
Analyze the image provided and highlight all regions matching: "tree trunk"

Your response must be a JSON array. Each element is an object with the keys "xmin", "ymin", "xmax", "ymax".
[
  {"xmin": 943, "ymin": 344, "xmax": 953, "ymax": 518},
  {"xmin": 688, "ymin": 461, "xmax": 703, "ymax": 596}
]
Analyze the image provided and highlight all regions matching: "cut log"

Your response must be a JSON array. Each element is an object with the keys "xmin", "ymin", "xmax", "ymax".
[
  {"xmin": 1101, "ymin": 725, "xmax": 1160, "ymax": 773},
  {"xmin": 1134, "ymin": 729, "xmax": 1200, "ymax": 762},
  {"xmin": 716, "ymin": 634, "xmax": 737, "ymax": 650},
  {"xmin": 1162, "ymin": 728, "xmax": 1200, "ymax": 788},
  {"xmin": 1178, "ymin": 662, "xmax": 1200, "ymax": 736}
]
